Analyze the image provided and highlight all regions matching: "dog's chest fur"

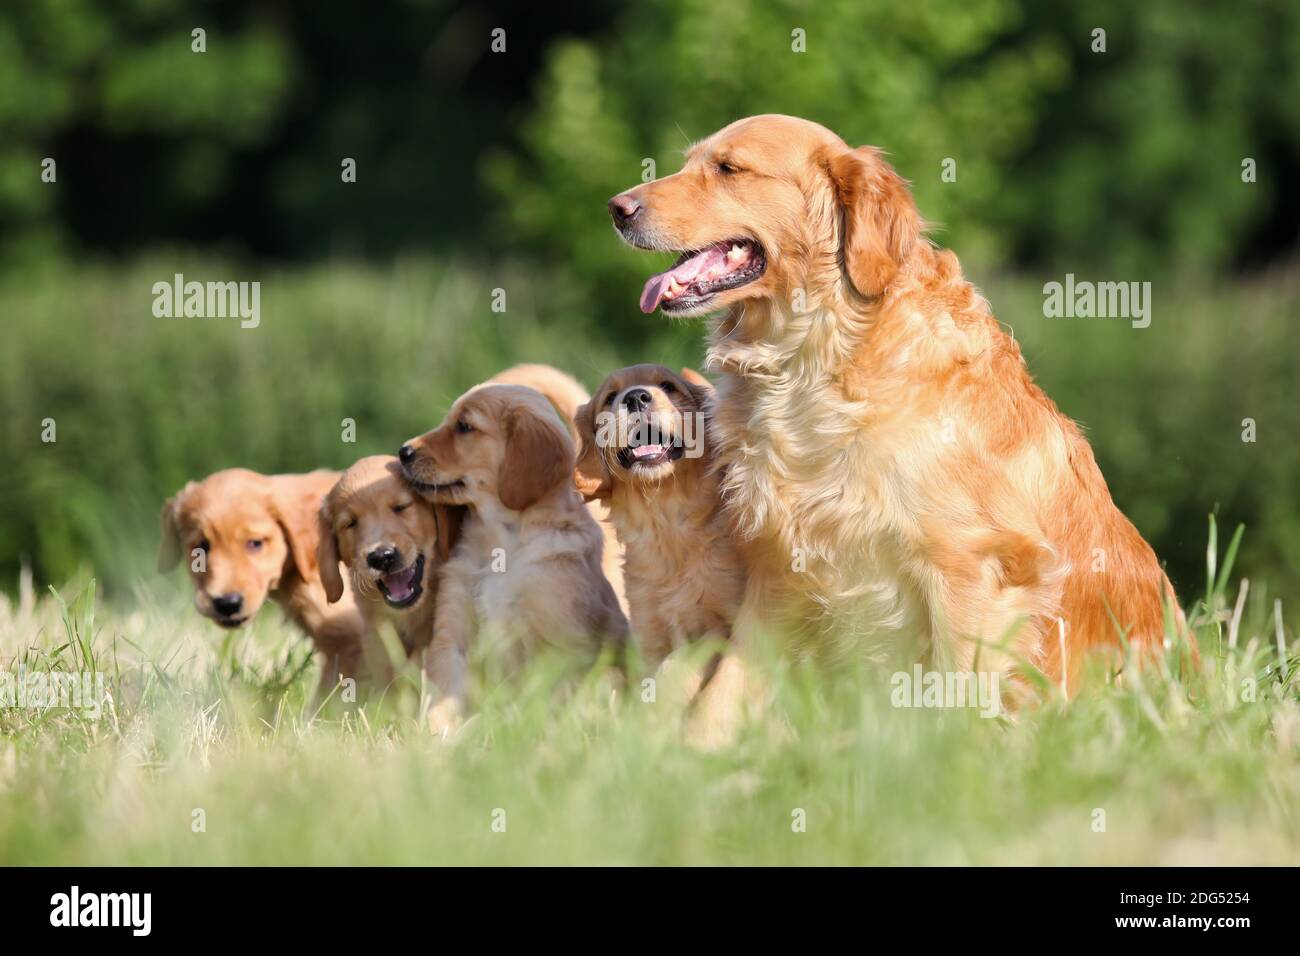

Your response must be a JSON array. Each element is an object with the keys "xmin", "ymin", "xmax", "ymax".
[
  {"xmin": 712, "ymin": 354, "xmax": 930, "ymax": 645},
  {"xmin": 462, "ymin": 519, "xmax": 543, "ymax": 628},
  {"xmin": 611, "ymin": 481, "xmax": 744, "ymax": 662},
  {"xmin": 454, "ymin": 506, "xmax": 604, "ymax": 657}
]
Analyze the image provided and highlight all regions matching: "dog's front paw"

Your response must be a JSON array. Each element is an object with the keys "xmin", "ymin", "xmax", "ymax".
[
  {"xmin": 425, "ymin": 696, "xmax": 464, "ymax": 739},
  {"xmin": 683, "ymin": 706, "xmax": 741, "ymax": 751}
]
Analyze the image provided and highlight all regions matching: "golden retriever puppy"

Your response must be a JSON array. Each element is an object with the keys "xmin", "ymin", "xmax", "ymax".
[
  {"xmin": 608, "ymin": 114, "xmax": 1183, "ymax": 707},
  {"xmin": 574, "ymin": 365, "xmax": 743, "ymax": 660},
  {"xmin": 398, "ymin": 383, "xmax": 628, "ymax": 733},
  {"xmin": 158, "ymin": 468, "xmax": 366, "ymax": 700},
  {"xmin": 487, "ymin": 363, "xmax": 628, "ymax": 617},
  {"xmin": 316, "ymin": 455, "xmax": 461, "ymax": 674},
  {"xmin": 575, "ymin": 364, "xmax": 748, "ymax": 746}
]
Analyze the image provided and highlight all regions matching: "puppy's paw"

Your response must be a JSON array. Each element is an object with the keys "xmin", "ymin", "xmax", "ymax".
[
  {"xmin": 425, "ymin": 697, "xmax": 464, "ymax": 739},
  {"xmin": 652, "ymin": 656, "xmax": 707, "ymax": 713},
  {"xmin": 683, "ymin": 706, "xmax": 741, "ymax": 751}
]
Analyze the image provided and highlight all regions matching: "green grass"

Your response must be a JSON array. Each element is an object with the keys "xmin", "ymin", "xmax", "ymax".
[
  {"xmin": 2, "ymin": 526, "xmax": 1297, "ymax": 865},
  {"xmin": 2, "ymin": 256, "xmax": 1298, "ymax": 863}
]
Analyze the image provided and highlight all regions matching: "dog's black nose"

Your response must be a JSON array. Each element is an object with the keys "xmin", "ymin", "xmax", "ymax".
[
  {"xmin": 398, "ymin": 444, "xmax": 415, "ymax": 465},
  {"xmin": 212, "ymin": 593, "xmax": 243, "ymax": 617},
  {"xmin": 608, "ymin": 193, "xmax": 641, "ymax": 226},
  {"xmin": 367, "ymin": 545, "xmax": 399, "ymax": 571},
  {"xmin": 622, "ymin": 387, "xmax": 652, "ymax": 411}
]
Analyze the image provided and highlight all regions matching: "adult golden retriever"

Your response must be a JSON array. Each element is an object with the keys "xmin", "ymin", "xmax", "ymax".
[{"xmin": 608, "ymin": 114, "xmax": 1182, "ymax": 702}]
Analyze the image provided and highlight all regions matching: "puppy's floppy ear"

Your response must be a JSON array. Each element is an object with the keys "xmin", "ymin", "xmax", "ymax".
[
  {"xmin": 434, "ymin": 504, "xmax": 464, "ymax": 563},
  {"xmin": 680, "ymin": 367, "xmax": 715, "ymax": 408},
  {"xmin": 572, "ymin": 397, "xmax": 611, "ymax": 501},
  {"xmin": 823, "ymin": 145, "xmax": 922, "ymax": 299},
  {"xmin": 680, "ymin": 367, "xmax": 712, "ymax": 390},
  {"xmin": 268, "ymin": 480, "xmax": 321, "ymax": 582},
  {"xmin": 315, "ymin": 500, "xmax": 345, "ymax": 604},
  {"xmin": 499, "ymin": 403, "xmax": 573, "ymax": 511},
  {"xmin": 156, "ymin": 492, "xmax": 185, "ymax": 573}
]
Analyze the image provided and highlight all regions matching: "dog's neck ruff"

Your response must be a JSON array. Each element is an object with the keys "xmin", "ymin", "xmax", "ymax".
[{"xmin": 706, "ymin": 286, "xmax": 873, "ymax": 382}]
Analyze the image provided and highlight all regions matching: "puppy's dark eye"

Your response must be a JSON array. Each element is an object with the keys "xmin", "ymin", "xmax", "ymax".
[
  {"xmin": 343, "ymin": 518, "xmax": 357, "ymax": 531},
  {"xmin": 392, "ymin": 502, "xmax": 410, "ymax": 514},
  {"xmin": 715, "ymin": 161, "xmax": 740, "ymax": 175},
  {"xmin": 603, "ymin": 392, "xmax": 615, "ymax": 407},
  {"xmin": 246, "ymin": 539, "xmax": 264, "ymax": 552},
  {"xmin": 659, "ymin": 381, "xmax": 677, "ymax": 394},
  {"xmin": 197, "ymin": 538, "xmax": 210, "ymax": 553},
  {"xmin": 455, "ymin": 419, "xmax": 474, "ymax": 434}
]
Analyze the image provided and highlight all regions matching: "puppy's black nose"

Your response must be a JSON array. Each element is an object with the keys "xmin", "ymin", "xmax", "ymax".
[
  {"xmin": 367, "ymin": 545, "xmax": 399, "ymax": 571},
  {"xmin": 622, "ymin": 387, "xmax": 652, "ymax": 411},
  {"xmin": 608, "ymin": 193, "xmax": 641, "ymax": 226},
  {"xmin": 398, "ymin": 444, "xmax": 415, "ymax": 465},
  {"xmin": 212, "ymin": 593, "xmax": 243, "ymax": 617}
]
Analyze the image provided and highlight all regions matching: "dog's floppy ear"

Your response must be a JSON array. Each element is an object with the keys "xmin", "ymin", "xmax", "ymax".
[
  {"xmin": 268, "ymin": 480, "xmax": 321, "ymax": 583},
  {"xmin": 572, "ymin": 397, "xmax": 611, "ymax": 501},
  {"xmin": 823, "ymin": 145, "xmax": 922, "ymax": 299},
  {"xmin": 156, "ymin": 493, "xmax": 185, "ymax": 573},
  {"xmin": 434, "ymin": 504, "xmax": 464, "ymax": 563},
  {"xmin": 680, "ymin": 367, "xmax": 715, "ymax": 408},
  {"xmin": 499, "ymin": 402, "xmax": 573, "ymax": 511},
  {"xmin": 680, "ymin": 367, "xmax": 712, "ymax": 390},
  {"xmin": 315, "ymin": 500, "xmax": 345, "ymax": 604}
]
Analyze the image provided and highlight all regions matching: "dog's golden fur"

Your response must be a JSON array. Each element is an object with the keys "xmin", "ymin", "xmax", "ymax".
[
  {"xmin": 158, "ymin": 468, "xmax": 367, "ymax": 698},
  {"xmin": 401, "ymin": 382, "xmax": 628, "ymax": 732},
  {"xmin": 487, "ymin": 363, "xmax": 628, "ymax": 617},
  {"xmin": 611, "ymin": 114, "xmax": 1181, "ymax": 697},
  {"xmin": 317, "ymin": 455, "xmax": 461, "ymax": 680},
  {"xmin": 575, "ymin": 364, "xmax": 744, "ymax": 666}
]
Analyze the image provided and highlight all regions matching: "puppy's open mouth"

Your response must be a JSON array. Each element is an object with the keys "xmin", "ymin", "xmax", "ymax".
[
  {"xmin": 640, "ymin": 239, "xmax": 766, "ymax": 314},
  {"xmin": 617, "ymin": 432, "xmax": 685, "ymax": 470},
  {"xmin": 378, "ymin": 554, "xmax": 425, "ymax": 609},
  {"xmin": 214, "ymin": 615, "xmax": 248, "ymax": 629}
]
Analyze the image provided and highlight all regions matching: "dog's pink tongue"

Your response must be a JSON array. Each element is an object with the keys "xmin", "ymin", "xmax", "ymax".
[
  {"xmin": 640, "ymin": 273, "xmax": 672, "ymax": 314},
  {"xmin": 639, "ymin": 247, "xmax": 721, "ymax": 313},
  {"xmin": 383, "ymin": 567, "xmax": 415, "ymax": 601}
]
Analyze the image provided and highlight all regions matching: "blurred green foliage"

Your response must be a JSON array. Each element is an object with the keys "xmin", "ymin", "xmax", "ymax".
[
  {"xmin": 1, "ymin": 259, "xmax": 1296, "ymax": 604},
  {"xmin": 488, "ymin": 0, "xmax": 1300, "ymax": 330}
]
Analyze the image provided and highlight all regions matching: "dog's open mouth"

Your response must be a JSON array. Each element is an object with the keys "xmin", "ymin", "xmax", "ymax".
[
  {"xmin": 378, "ymin": 554, "xmax": 425, "ymax": 609},
  {"xmin": 617, "ymin": 429, "xmax": 686, "ymax": 470},
  {"xmin": 214, "ymin": 615, "xmax": 248, "ymax": 629},
  {"xmin": 640, "ymin": 239, "xmax": 766, "ymax": 314}
]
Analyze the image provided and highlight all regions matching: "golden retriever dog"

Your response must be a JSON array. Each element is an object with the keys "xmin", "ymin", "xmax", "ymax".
[
  {"xmin": 574, "ymin": 364, "xmax": 740, "ymax": 662},
  {"xmin": 608, "ymin": 114, "xmax": 1182, "ymax": 710},
  {"xmin": 486, "ymin": 363, "xmax": 628, "ymax": 616},
  {"xmin": 574, "ymin": 364, "xmax": 748, "ymax": 744},
  {"xmin": 316, "ymin": 455, "xmax": 461, "ymax": 675},
  {"xmin": 158, "ymin": 468, "xmax": 366, "ymax": 700},
  {"xmin": 398, "ymin": 382, "xmax": 628, "ymax": 733}
]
